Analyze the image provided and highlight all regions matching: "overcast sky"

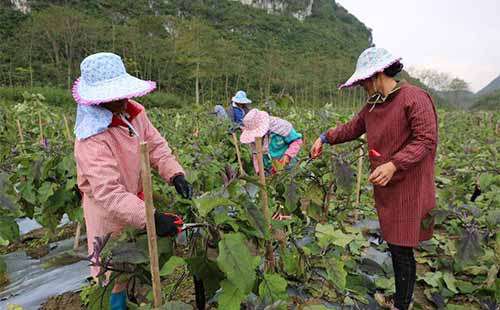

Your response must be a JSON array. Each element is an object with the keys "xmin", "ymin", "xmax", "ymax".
[{"xmin": 335, "ymin": 0, "xmax": 500, "ymax": 92}]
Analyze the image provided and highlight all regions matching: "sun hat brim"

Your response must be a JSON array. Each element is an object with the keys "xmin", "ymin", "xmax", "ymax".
[
  {"xmin": 240, "ymin": 112, "xmax": 270, "ymax": 144},
  {"xmin": 231, "ymin": 96, "xmax": 252, "ymax": 104},
  {"xmin": 72, "ymin": 73, "xmax": 156, "ymax": 105},
  {"xmin": 339, "ymin": 57, "xmax": 402, "ymax": 89}
]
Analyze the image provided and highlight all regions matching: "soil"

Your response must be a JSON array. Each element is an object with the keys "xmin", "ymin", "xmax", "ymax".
[
  {"xmin": 40, "ymin": 291, "xmax": 83, "ymax": 310},
  {"xmin": 25, "ymin": 243, "xmax": 50, "ymax": 259}
]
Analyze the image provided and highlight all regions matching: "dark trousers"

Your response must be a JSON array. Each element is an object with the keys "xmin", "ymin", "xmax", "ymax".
[{"xmin": 388, "ymin": 243, "xmax": 416, "ymax": 310}]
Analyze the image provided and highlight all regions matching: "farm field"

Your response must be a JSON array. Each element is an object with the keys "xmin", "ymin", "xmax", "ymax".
[{"xmin": 0, "ymin": 91, "xmax": 498, "ymax": 309}]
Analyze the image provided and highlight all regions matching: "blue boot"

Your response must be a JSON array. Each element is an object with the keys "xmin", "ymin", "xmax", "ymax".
[{"xmin": 110, "ymin": 290, "xmax": 127, "ymax": 310}]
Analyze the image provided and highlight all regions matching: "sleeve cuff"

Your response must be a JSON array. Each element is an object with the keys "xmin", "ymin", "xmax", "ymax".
[{"xmin": 320, "ymin": 132, "xmax": 329, "ymax": 144}]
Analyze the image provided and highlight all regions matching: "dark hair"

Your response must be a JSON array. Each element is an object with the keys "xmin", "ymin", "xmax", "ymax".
[{"xmin": 383, "ymin": 61, "xmax": 404, "ymax": 77}]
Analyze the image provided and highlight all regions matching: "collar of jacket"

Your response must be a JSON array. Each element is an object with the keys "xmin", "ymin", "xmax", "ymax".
[
  {"xmin": 367, "ymin": 80, "xmax": 406, "ymax": 111},
  {"xmin": 109, "ymin": 100, "xmax": 144, "ymax": 128}
]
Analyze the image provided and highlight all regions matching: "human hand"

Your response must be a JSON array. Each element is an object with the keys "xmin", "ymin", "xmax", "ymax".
[{"xmin": 368, "ymin": 162, "xmax": 397, "ymax": 186}]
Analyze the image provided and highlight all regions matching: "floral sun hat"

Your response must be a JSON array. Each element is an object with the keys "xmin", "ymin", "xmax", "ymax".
[
  {"xmin": 231, "ymin": 90, "xmax": 252, "ymax": 104},
  {"xmin": 340, "ymin": 47, "xmax": 402, "ymax": 89},
  {"xmin": 72, "ymin": 52, "xmax": 156, "ymax": 105},
  {"xmin": 240, "ymin": 109, "xmax": 270, "ymax": 144}
]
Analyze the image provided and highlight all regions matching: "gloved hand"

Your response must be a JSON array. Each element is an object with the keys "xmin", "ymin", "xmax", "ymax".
[
  {"xmin": 154, "ymin": 211, "xmax": 184, "ymax": 237},
  {"xmin": 173, "ymin": 175, "xmax": 193, "ymax": 199},
  {"xmin": 277, "ymin": 155, "xmax": 291, "ymax": 166},
  {"xmin": 274, "ymin": 155, "xmax": 291, "ymax": 171}
]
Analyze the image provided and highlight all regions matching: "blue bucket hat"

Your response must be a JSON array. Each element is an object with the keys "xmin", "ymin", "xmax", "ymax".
[
  {"xmin": 231, "ymin": 90, "xmax": 252, "ymax": 104},
  {"xmin": 340, "ymin": 47, "xmax": 402, "ymax": 89},
  {"xmin": 72, "ymin": 52, "xmax": 156, "ymax": 105}
]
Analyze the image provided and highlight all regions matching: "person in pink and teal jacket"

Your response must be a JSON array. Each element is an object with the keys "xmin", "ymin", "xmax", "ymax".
[
  {"xmin": 240, "ymin": 109, "xmax": 303, "ymax": 175},
  {"xmin": 72, "ymin": 52, "xmax": 192, "ymax": 310}
]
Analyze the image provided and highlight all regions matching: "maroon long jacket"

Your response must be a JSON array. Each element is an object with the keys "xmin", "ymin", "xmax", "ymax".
[{"xmin": 326, "ymin": 83, "xmax": 438, "ymax": 247}]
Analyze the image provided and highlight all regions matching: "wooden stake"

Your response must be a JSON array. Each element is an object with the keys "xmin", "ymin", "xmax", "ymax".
[
  {"xmin": 140, "ymin": 142, "xmax": 162, "ymax": 307},
  {"xmin": 38, "ymin": 111, "xmax": 44, "ymax": 142},
  {"xmin": 255, "ymin": 137, "xmax": 275, "ymax": 271},
  {"xmin": 231, "ymin": 132, "xmax": 246, "ymax": 176},
  {"xmin": 62, "ymin": 115, "xmax": 83, "ymax": 251},
  {"xmin": 16, "ymin": 119, "xmax": 24, "ymax": 144},
  {"xmin": 354, "ymin": 136, "xmax": 365, "ymax": 221},
  {"xmin": 63, "ymin": 115, "xmax": 72, "ymax": 141}
]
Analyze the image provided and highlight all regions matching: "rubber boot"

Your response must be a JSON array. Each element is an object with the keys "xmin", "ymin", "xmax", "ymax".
[{"xmin": 110, "ymin": 290, "xmax": 127, "ymax": 310}]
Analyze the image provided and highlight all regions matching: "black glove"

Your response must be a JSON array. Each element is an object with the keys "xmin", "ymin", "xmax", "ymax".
[
  {"xmin": 173, "ymin": 175, "xmax": 193, "ymax": 199},
  {"xmin": 154, "ymin": 211, "xmax": 183, "ymax": 237}
]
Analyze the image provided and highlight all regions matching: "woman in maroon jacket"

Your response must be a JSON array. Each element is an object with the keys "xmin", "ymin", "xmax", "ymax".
[{"xmin": 310, "ymin": 47, "xmax": 438, "ymax": 310}]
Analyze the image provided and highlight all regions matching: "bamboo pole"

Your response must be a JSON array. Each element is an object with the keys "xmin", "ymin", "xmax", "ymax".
[
  {"xmin": 231, "ymin": 132, "xmax": 246, "ymax": 176},
  {"xmin": 140, "ymin": 142, "xmax": 162, "ymax": 308},
  {"xmin": 38, "ymin": 111, "xmax": 44, "ymax": 142},
  {"xmin": 16, "ymin": 119, "xmax": 24, "ymax": 144},
  {"xmin": 354, "ymin": 135, "xmax": 365, "ymax": 221},
  {"xmin": 62, "ymin": 115, "xmax": 83, "ymax": 251},
  {"xmin": 255, "ymin": 137, "xmax": 275, "ymax": 271},
  {"xmin": 63, "ymin": 115, "xmax": 72, "ymax": 141}
]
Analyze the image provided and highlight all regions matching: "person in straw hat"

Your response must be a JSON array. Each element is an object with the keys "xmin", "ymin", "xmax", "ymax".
[
  {"xmin": 240, "ymin": 108, "xmax": 303, "ymax": 176},
  {"xmin": 72, "ymin": 52, "xmax": 192, "ymax": 309},
  {"xmin": 310, "ymin": 47, "xmax": 438, "ymax": 310}
]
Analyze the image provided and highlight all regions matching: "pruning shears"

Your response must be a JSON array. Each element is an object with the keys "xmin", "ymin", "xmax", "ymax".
[{"xmin": 181, "ymin": 223, "xmax": 209, "ymax": 232}]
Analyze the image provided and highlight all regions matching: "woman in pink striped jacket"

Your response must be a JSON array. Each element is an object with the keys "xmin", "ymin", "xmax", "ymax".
[
  {"xmin": 72, "ymin": 52, "xmax": 192, "ymax": 310},
  {"xmin": 311, "ymin": 47, "xmax": 438, "ymax": 310}
]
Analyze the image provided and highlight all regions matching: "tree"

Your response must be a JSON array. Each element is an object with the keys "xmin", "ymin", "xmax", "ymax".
[
  {"xmin": 407, "ymin": 67, "xmax": 452, "ymax": 91},
  {"xmin": 447, "ymin": 78, "xmax": 470, "ymax": 107},
  {"xmin": 175, "ymin": 17, "xmax": 220, "ymax": 105}
]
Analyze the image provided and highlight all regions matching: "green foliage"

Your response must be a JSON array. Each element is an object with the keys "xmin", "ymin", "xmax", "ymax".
[
  {"xmin": 258, "ymin": 273, "xmax": 288, "ymax": 304},
  {"xmin": 216, "ymin": 232, "xmax": 260, "ymax": 293},
  {"xmin": 472, "ymin": 89, "xmax": 500, "ymax": 110},
  {"xmin": 315, "ymin": 223, "xmax": 354, "ymax": 248},
  {"xmin": 160, "ymin": 256, "xmax": 186, "ymax": 277},
  {"xmin": 0, "ymin": 0, "xmax": 373, "ymax": 106},
  {"xmin": 0, "ymin": 91, "xmax": 498, "ymax": 308}
]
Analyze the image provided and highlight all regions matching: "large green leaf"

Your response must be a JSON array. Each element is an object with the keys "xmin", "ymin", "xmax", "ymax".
[
  {"xmin": 456, "ymin": 228, "xmax": 484, "ymax": 262},
  {"xmin": 38, "ymin": 181, "xmax": 56, "ymax": 203},
  {"xmin": 217, "ymin": 233, "xmax": 259, "ymax": 292},
  {"xmin": 160, "ymin": 256, "xmax": 186, "ymax": 277},
  {"xmin": 19, "ymin": 182, "xmax": 36, "ymax": 204},
  {"xmin": 456, "ymin": 280, "xmax": 476, "ymax": 294},
  {"xmin": 186, "ymin": 256, "xmax": 225, "ymax": 298},
  {"xmin": 218, "ymin": 279, "xmax": 246, "ymax": 310},
  {"xmin": 0, "ymin": 216, "xmax": 20, "ymax": 245},
  {"xmin": 418, "ymin": 271, "xmax": 443, "ymax": 288},
  {"xmin": 242, "ymin": 200, "xmax": 270, "ymax": 240},
  {"xmin": 324, "ymin": 258, "xmax": 347, "ymax": 291},
  {"xmin": 258, "ymin": 273, "xmax": 288, "ymax": 304},
  {"xmin": 443, "ymin": 272, "xmax": 458, "ymax": 294},
  {"xmin": 283, "ymin": 248, "xmax": 303, "ymax": 277},
  {"xmin": 284, "ymin": 181, "xmax": 299, "ymax": 213},
  {"xmin": 110, "ymin": 242, "xmax": 149, "ymax": 264},
  {"xmin": 315, "ymin": 224, "xmax": 354, "ymax": 248},
  {"xmin": 374, "ymin": 276, "xmax": 395, "ymax": 294},
  {"xmin": 193, "ymin": 196, "xmax": 234, "ymax": 217},
  {"xmin": 333, "ymin": 157, "xmax": 354, "ymax": 191}
]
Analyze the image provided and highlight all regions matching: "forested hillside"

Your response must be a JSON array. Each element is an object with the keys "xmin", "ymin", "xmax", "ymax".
[{"xmin": 0, "ymin": 0, "xmax": 372, "ymax": 105}]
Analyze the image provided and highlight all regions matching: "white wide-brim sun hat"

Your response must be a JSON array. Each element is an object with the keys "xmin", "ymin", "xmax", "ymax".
[
  {"xmin": 240, "ymin": 109, "xmax": 270, "ymax": 144},
  {"xmin": 231, "ymin": 90, "xmax": 252, "ymax": 104},
  {"xmin": 72, "ymin": 52, "xmax": 156, "ymax": 105},
  {"xmin": 340, "ymin": 47, "xmax": 402, "ymax": 89}
]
